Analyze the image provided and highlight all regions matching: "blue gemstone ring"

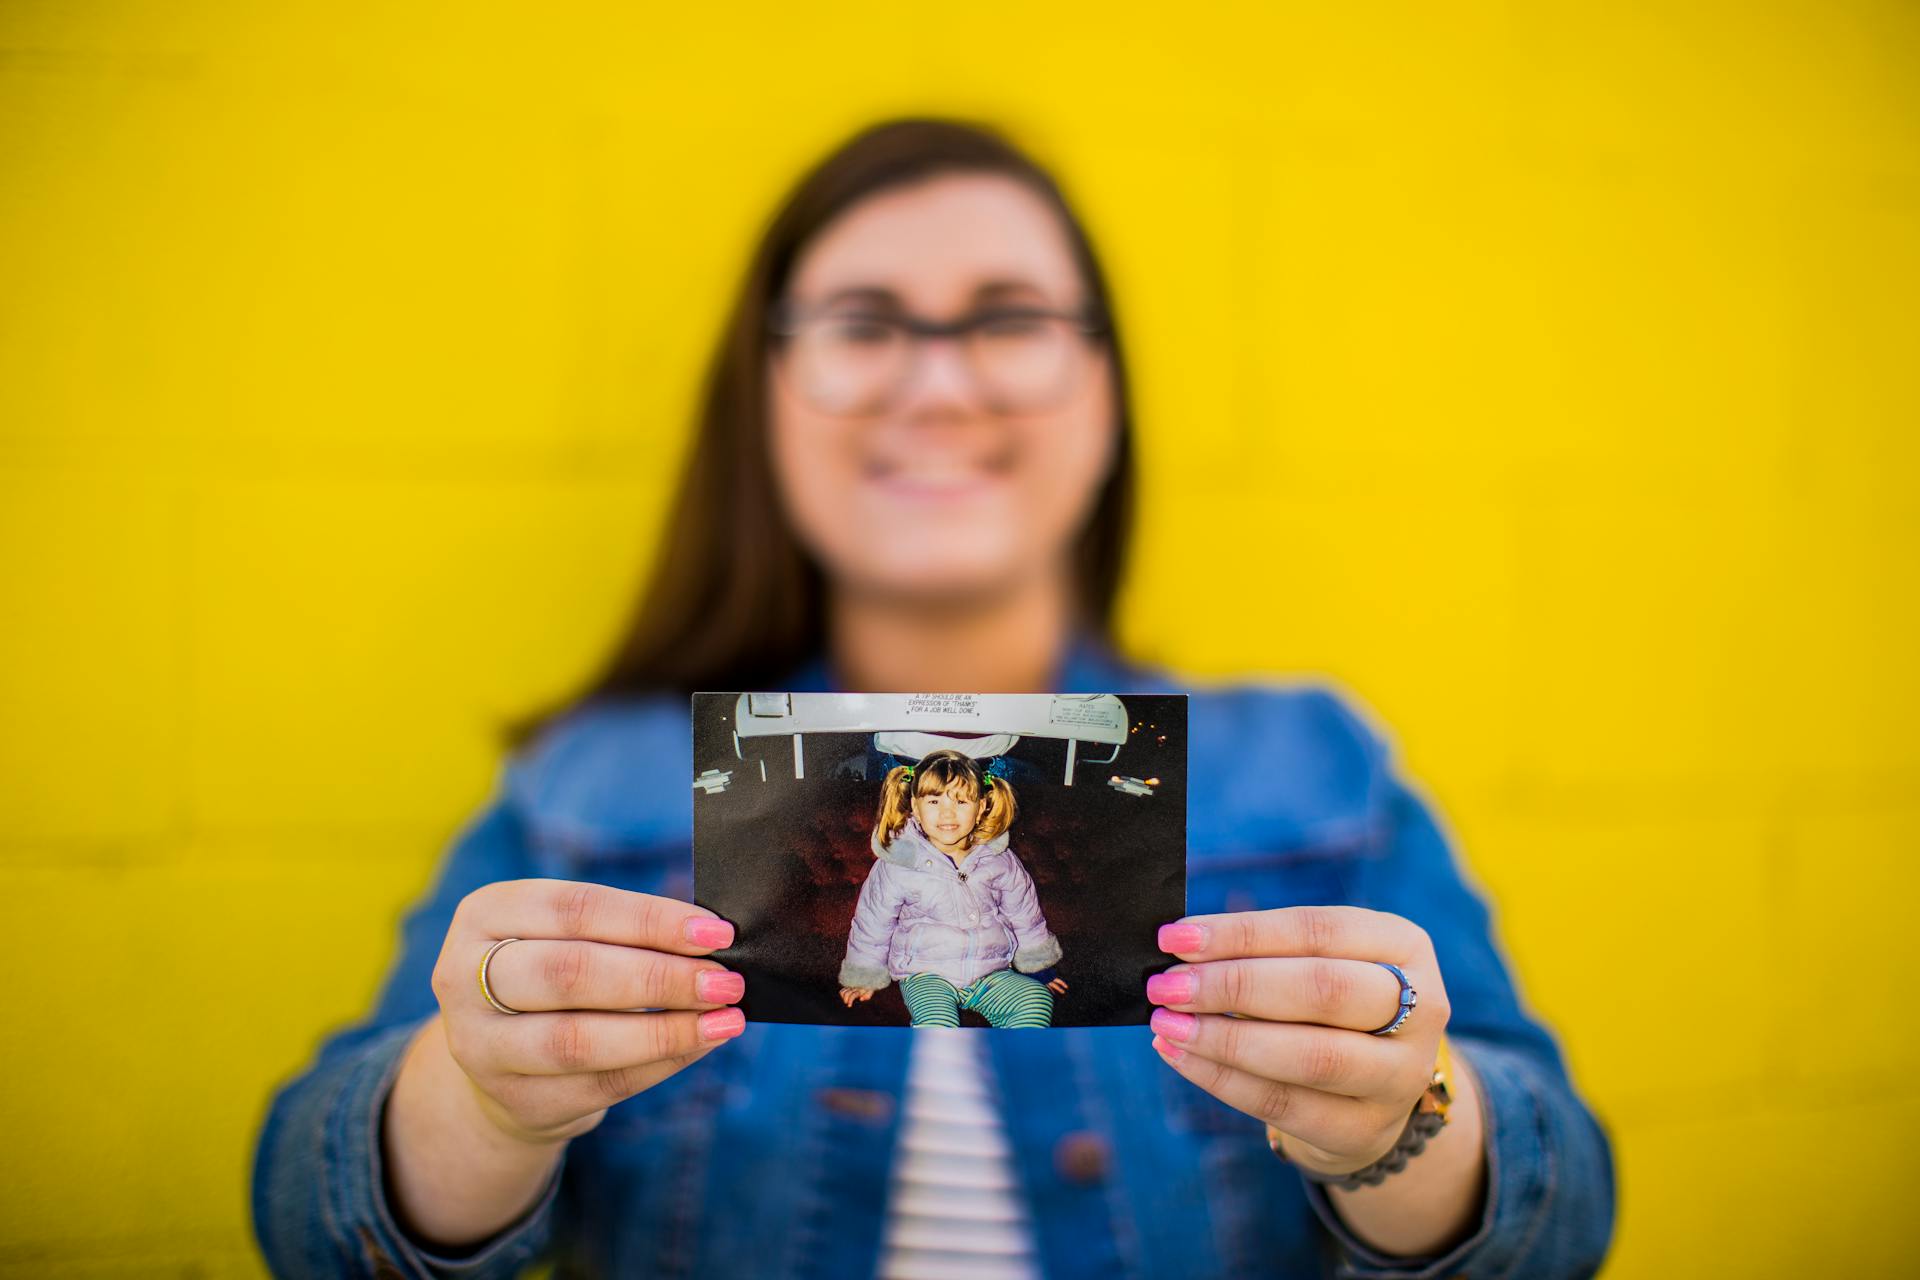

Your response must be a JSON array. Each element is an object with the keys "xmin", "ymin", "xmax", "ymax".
[{"xmin": 1367, "ymin": 962, "xmax": 1417, "ymax": 1035}]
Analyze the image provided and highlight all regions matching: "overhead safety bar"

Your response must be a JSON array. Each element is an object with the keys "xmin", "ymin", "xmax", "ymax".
[{"xmin": 728, "ymin": 692, "xmax": 1129, "ymax": 785}]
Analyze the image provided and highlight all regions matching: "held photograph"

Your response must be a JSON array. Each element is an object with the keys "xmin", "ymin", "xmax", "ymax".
[{"xmin": 692, "ymin": 692, "xmax": 1187, "ymax": 1028}]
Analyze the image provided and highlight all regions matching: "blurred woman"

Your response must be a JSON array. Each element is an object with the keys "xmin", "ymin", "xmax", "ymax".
[{"xmin": 252, "ymin": 117, "xmax": 1614, "ymax": 1279}]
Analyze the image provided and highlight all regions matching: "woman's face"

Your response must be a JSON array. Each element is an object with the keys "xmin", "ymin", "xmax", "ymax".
[
  {"xmin": 768, "ymin": 172, "xmax": 1117, "ymax": 605},
  {"xmin": 913, "ymin": 781, "xmax": 982, "ymax": 854}
]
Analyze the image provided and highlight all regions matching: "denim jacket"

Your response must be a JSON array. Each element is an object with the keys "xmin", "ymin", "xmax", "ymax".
[
  {"xmin": 251, "ymin": 637, "xmax": 1616, "ymax": 1279},
  {"xmin": 839, "ymin": 817, "xmax": 1064, "ymax": 991}
]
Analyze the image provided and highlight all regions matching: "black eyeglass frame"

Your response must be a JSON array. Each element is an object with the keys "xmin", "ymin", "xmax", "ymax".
[{"xmin": 765, "ymin": 298, "xmax": 1111, "ymax": 343}]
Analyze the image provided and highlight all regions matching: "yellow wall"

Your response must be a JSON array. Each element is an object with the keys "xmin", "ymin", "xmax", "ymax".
[{"xmin": 3, "ymin": 2, "xmax": 1914, "ymax": 1275}]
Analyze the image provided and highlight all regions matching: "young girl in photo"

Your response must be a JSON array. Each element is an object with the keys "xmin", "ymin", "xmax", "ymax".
[{"xmin": 838, "ymin": 748, "xmax": 1070, "ymax": 1027}]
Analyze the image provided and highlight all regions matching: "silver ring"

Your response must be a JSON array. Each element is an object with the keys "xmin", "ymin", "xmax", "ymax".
[
  {"xmin": 478, "ymin": 937, "xmax": 525, "ymax": 1015},
  {"xmin": 1367, "ymin": 962, "xmax": 1417, "ymax": 1036}
]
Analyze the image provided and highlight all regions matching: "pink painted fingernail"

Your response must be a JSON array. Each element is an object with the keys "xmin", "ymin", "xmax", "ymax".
[
  {"xmin": 699, "ymin": 1007, "xmax": 746, "ymax": 1041},
  {"xmin": 1151, "ymin": 1008, "xmax": 1198, "ymax": 1043},
  {"xmin": 1151, "ymin": 1034, "xmax": 1186, "ymax": 1062},
  {"xmin": 1146, "ymin": 969, "xmax": 1194, "ymax": 1006},
  {"xmin": 1159, "ymin": 923, "xmax": 1208, "ymax": 954},
  {"xmin": 696, "ymin": 969, "xmax": 745, "ymax": 1004},
  {"xmin": 685, "ymin": 917, "xmax": 735, "ymax": 949}
]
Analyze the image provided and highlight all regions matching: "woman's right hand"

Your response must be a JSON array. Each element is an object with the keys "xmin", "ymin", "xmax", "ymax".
[
  {"xmin": 428, "ymin": 878, "xmax": 747, "ymax": 1146},
  {"xmin": 839, "ymin": 985, "xmax": 875, "ymax": 1007}
]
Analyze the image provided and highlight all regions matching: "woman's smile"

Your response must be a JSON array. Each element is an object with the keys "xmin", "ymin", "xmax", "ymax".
[{"xmin": 859, "ymin": 440, "xmax": 1019, "ymax": 501}]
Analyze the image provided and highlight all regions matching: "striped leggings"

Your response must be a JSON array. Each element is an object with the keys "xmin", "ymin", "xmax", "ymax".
[{"xmin": 900, "ymin": 969, "xmax": 1055, "ymax": 1029}]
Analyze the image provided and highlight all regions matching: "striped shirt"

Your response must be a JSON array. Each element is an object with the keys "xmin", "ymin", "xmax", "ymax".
[{"xmin": 877, "ymin": 1028, "xmax": 1043, "ymax": 1280}]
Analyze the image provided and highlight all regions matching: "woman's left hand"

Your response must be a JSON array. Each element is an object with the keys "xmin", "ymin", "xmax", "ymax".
[
  {"xmin": 1045, "ymin": 976, "xmax": 1070, "ymax": 995},
  {"xmin": 1147, "ymin": 905, "xmax": 1450, "ymax": 1178}
]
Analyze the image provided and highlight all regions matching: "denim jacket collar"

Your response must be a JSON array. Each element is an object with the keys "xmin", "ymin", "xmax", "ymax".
[
  {"xmin": 778, "ymin": 628, "xmax": 1150, "ymax": 696},
  {"xmin": 509, "ymin": 631, "xmax": 1395, "ymax": 863}
]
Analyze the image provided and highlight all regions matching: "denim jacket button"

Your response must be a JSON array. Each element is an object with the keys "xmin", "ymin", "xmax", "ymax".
[
  {"xmin": 1052, "ymin": 1130, "xmax": 1111, "ymax": 1184},
  {"xmin": 354, "ymin": 1226, "xmax": 408, "ymax": 1279},
  {"xmin": 815, "ymin": 1087, "xmax": 895, "ymax": 1123}
]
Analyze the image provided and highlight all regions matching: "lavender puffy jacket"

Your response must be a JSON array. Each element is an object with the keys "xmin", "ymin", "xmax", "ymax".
[{"xmin": 838, "ymin": 814, "xmax": 1064, "ymax": 991}]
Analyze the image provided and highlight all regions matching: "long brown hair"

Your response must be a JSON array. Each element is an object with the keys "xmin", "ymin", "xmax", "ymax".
[{"xmin": 506, "ymin": 117, "xmax": 1136, "ymax": 748}]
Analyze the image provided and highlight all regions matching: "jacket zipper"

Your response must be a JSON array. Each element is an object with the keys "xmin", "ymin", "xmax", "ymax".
[{"xmin": 955, "ymin": 857, "xmax": 972, "ymax": 985}]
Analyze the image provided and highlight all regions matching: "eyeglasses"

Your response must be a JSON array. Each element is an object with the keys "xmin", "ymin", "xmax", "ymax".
[{"xmin": 767, "ymin": 298, "xmax": 1107, "ymax": 416}]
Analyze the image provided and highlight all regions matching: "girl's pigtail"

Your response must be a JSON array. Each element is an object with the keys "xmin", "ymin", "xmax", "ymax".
[
  {"xmin": 873, "ymin": 764, "xmax": 916, "ymax": 850},
  {"xmin": 973, "ymin": 771, "xmax": 1018, "ymax": 843}
]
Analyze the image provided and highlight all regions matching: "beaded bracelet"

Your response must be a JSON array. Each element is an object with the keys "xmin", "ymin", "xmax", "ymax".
[{"xmin": 1269, "ymin": 1035, "xmax": 1454, "ymax": 1190}]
